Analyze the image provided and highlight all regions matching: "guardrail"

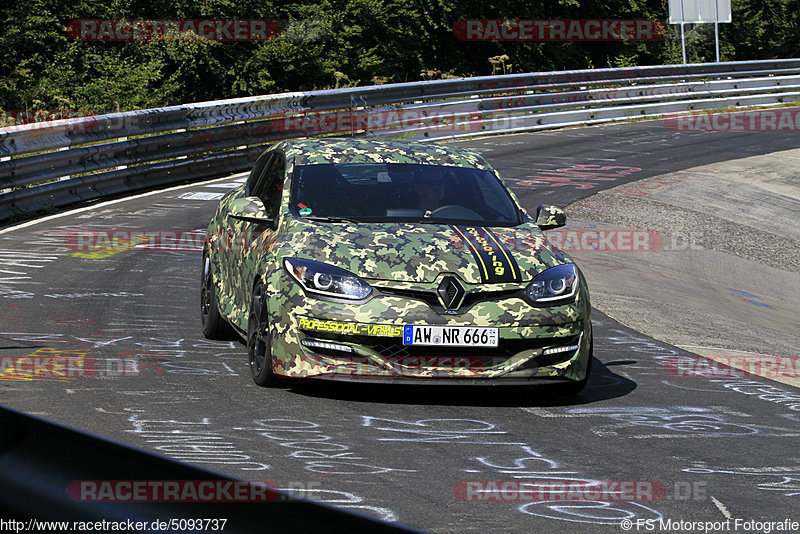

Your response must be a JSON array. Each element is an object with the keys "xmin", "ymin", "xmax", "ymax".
[{"xmin": 2, "ymin": 58, "xmax": 800, "ymax": 222}]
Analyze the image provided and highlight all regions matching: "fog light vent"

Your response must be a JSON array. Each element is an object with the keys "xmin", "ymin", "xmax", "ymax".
[
  {"xmin": 301, "ymin": 339, "xmax": 354, "ymax": 353},
  {"xmin": 542, "ymin": 343, "xmax": 580, "ymax": 356}
]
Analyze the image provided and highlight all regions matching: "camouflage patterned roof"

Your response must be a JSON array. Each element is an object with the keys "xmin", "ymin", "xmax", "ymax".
[{"xmin": 276, "ymin": 137, "xmax": 491, "ymax": 168}]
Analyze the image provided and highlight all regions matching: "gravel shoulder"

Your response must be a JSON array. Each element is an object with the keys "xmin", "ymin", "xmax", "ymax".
[{"xmin": 564, "ymin": 147, "xmax": 800, "ymax": 387}]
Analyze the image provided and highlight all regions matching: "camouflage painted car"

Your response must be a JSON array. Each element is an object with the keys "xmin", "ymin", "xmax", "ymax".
[{"xmin": 201, "ymin": 137, "xmax": 592, "ymax": 391}]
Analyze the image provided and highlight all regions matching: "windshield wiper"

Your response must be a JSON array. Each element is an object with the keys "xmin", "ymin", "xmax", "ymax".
[
  {"xmin": 413, "ymin": 217, "xmax": 487, "ymax": 225},
  {"xmin": 299, "ymin": 215, "xmax": 362, "ymax": 224},
  {"xmin": 413, "ymin": 218, "xmax": 450, "ymax": 225}
]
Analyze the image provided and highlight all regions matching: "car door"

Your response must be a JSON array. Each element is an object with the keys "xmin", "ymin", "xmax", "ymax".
[{"xmin": 229, "ymin": 150, "xmax": 285, "ymax": 318}]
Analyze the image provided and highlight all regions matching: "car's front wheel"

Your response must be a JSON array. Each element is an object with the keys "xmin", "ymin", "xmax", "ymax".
[{"xmin": 248, "ymin": 282, "xmax": 279, "ymax": 387}]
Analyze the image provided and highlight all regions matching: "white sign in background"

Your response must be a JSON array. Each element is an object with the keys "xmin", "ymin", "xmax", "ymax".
[{"xmin": 668, "ymin": 0, "xmax": 732, "ymax": 23}]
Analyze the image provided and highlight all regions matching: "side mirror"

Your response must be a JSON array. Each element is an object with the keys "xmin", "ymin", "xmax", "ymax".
[
  {"xmin": 535, "ymin": 205, "xmax": 567, "ymax": 231},
  {"xmin": 227, "ymin": 197, "xmax": 274, "ymax": 225}
]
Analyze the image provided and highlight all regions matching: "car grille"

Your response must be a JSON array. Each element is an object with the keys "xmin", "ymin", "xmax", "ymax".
[
  {"xmin": 304, "ymin": 332, "xmax": 581, "ymax": 369},
  {"xmin": 377, "ymin": 286, "xmax": 523, "ymax": 313},
  {"xmin": 376, "ymin": 287, "xmax": 440, "ymax": 308}
]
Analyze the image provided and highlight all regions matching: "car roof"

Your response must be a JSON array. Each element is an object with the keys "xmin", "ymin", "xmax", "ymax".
[{"xmin": 274, "ymin": 137, "xmax": 492, "ymax": 169}]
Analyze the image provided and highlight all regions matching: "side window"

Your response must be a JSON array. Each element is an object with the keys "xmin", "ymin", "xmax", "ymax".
[
  {"xmin": 245, "ymin": 151, "xmax": 272, "ymax": 196},
  {"xmin": 252, "ymin": 152, "xmax": 285, "ymax": 220}
]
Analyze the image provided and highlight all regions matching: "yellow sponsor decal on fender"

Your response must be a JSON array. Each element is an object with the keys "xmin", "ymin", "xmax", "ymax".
[{"xmin": 298, "ymin": 318, "xmax": 402, "ymax": 337}]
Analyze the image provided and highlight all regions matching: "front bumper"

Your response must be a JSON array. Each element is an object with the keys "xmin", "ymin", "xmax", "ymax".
[{"xmin": 267, "ymin": 272, "xmax": 592, "ymax": 382}]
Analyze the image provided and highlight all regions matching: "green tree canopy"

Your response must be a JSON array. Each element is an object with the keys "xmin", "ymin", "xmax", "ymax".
[{"xmin": 1, "ymin": 0, "xmax": 798, "ymax": 115}]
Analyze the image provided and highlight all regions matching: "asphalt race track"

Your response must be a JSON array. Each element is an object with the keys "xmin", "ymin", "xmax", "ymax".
[{"xmin": 1, "ymin": 118, "xmax": 799, "ymax": 533}]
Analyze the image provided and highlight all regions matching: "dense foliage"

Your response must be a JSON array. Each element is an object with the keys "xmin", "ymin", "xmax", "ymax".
[{"xmin": 1, "ymin": 0, "xmax": 798, "ymax": 116}]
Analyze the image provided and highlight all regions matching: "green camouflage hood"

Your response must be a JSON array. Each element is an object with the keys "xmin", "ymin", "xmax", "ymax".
[{"xmin": 278, "ymin": 217, "xmax": 572, "ymax": 284}]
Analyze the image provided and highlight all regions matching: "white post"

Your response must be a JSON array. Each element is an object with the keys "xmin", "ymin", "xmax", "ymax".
[
  {"xmin": 714, "ymin": 0, "xmax": 720, "ymax": 62},
  {"xmin": 681, "ymin": 23, "xmax": 687, "ymax": 63},
  {"xmin": 680, "ymin": 1, "xmax": 687, "ymax": 63}
]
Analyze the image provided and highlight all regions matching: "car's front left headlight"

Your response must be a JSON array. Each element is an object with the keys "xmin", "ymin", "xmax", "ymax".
[
  {"xmin": 284, "ymin": 257, "xmax": 372, "ymax": 300},
  {"xmin": 525, "ymin": 263, "xmax": 579, "ymax": 305}
]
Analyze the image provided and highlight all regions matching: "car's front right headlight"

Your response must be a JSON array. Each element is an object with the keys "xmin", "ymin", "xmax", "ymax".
[
  {"xmin": 525, "ymin": 264, "xmax": 578, "ymax": 305},
  {"xmin": 284, "ymin": 257, "xmax": 372, "ymax": 300}
]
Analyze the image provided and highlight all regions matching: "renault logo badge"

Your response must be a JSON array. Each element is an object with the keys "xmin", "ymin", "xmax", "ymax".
[{"xmin": 437, "ymin": 276, "xmax": 465, "ymax": 310}]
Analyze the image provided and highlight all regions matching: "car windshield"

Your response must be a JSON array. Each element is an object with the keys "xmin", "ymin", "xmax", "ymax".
[{"xmin": 290, "ymin": 162, "xmax": 520, "ymax": 225}]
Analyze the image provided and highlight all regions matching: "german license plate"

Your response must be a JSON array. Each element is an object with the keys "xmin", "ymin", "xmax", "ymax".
[{"xmin": 403, "ymin": 325, "xmax": 498, "ymax": 347}]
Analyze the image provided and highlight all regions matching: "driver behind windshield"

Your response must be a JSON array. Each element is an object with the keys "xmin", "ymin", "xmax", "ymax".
[{"xmin": 413, "ymin": 167, "xmax": 446, "ymax": 217}]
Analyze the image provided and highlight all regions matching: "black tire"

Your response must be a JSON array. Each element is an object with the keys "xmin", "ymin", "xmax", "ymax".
[
  {"xmin": 248, "ymin": 283, "xmax": 280, "ymax": 387},
  {"xmin": 201, "ymin": 253, "xmax": 237, "ymax": 340}
]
